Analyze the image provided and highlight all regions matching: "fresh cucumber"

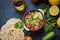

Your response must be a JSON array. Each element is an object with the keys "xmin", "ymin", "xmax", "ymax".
[{"xmin": 42, "ymin": 32, "xmax": 54, "ymax": 40}]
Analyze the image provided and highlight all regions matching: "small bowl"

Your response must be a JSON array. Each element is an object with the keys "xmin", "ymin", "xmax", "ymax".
[{"xmin": 23, "ymin": 9, "xmax": 44, "ymax": 31}]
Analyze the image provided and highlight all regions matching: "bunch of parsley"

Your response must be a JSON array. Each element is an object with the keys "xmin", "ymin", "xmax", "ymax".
[{"xmin": 44, "ymin": 17, "xmax": 56, "ymax": 32}]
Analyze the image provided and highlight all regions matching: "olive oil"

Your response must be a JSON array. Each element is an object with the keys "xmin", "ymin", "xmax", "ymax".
[{"xmin": 13, "ymin": 0, "xmax": 25, "ymax": 11}]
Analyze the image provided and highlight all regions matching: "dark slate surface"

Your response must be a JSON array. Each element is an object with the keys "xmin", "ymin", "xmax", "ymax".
[{"xmin": 0, "ymin": 0, "xmax": 60, "ymax": 40}]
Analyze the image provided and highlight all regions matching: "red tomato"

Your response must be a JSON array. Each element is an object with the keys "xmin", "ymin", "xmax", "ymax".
[
  {"xmin": 34, "ymin": 26, "xmax": 39, "ymax": 30},
  {"xmin": 32, "ymin": 0, "xmax": 39, "ymax": 3},
  {"xmin": 24, "ymin": 36, "xmax": 32, "ymax": 40},
  {"xmin": 40, "ymin": 20, "xmax": 44, "ymax": 25}
]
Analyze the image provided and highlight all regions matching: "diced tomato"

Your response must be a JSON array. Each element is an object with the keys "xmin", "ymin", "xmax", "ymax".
[
  {"xmin": 24, "ymin": 36, "xmax": 32, "ymax": 40},
  {"xmin": 34, "ymin": 26, "xmax": 39, "ymax": 30},
  {"xmin": 28, "ymin": 12, "xmax": 31, "ymax": 15},
  {"xmin": 40, "ymin": 20, "xmax": 43, "ymax": 23},
  {"xmin": 40, "ymin": 20, "xmax": 43, "ymax": 25},
  {"xmin": 27, "ymin": 25, "xmax": 31, "ymax": 29},
  {"xmin": 26, "ymin": 23, "xmax": 30, "ymax": 28},
  {"xmin": 31, "ymin": 26, "xmax": 34, "ymax": 30},
  {"xmin": 25, "ymin": 16, "xmax": 28, "ymax": 19}
]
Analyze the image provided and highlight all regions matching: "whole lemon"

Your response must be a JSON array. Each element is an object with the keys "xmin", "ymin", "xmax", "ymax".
[
  {"xmin": 49, "ymin": 0, "xmax": 59, "ymax": 5},
  {"xmin": 57, "ymin": 17, "xmax": 60, "ymax": 27}
]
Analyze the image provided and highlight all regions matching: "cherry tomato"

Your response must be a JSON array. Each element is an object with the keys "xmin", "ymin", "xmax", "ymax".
[
  {"xmin": 32, "ymin": 0, "xmax": 39, "ymax": 3},
  {"xmin": 24, "ymin": 36, "xmax": 32, "ymax": 40}
]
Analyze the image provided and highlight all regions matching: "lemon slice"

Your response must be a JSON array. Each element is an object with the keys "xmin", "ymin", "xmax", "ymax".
[
  {"xmin": 49, "ymin": 6, "xmax": 59, "ymax": 16},
  {"xmin": 16, "ymin": 4, "xmax": 25, "ymax": 11},
  {"xmin": 57, "ymin": 17, "xmax": 60, "ymax": 27}
]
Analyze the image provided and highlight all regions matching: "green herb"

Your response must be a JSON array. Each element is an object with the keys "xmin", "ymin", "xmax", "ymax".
[
  {"xmin": 15, "ymin": 21, "xmax": 24, "ymax": 29},
  {"xmin": 38, "ymin": 4, "xmax": 50, "ymax": 9},
  {"xmin": 38, "ymin": 3, "xmax": 50, "ymax": 14},
  {"xmin": 44, "ymin": 17, "xmax": 56, "ymax": 32},
  {"xmin": 38, "ymin": 4, "xmax": 48, "ymax": 9},
  {"xmin": 43, "ymin": 6, "xmax": 56, "ymax": 32}
]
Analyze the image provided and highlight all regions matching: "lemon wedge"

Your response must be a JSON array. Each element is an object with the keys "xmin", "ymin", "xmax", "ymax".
[{"xmin": 49, "ymin": 6, "xmax": 59, "ymax": 16}]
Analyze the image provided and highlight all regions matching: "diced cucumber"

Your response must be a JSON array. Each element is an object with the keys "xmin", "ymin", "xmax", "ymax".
[
  {"xmin": 35, "ymin": 23, "xmax": 39, "ymax": 25},
  {"xmin": 31, "ymin": 12, "xmax": 34, "ymax": 16},
  {"xmin": 31, "ymin": 20, "xmax": 36, "ymax": 25},
  {"xmin": 27, "ymin": 18, "xmax": 32, "ymax": 23},
  {"xmin": 33, "ymin": 13, "xmax": 39, "ymax": 18},
  {"xmin": 28, "ymin": 16, "xmax": 32, "ymax": 18}
]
